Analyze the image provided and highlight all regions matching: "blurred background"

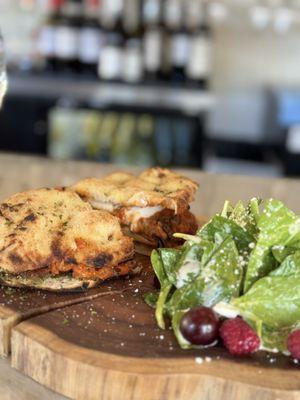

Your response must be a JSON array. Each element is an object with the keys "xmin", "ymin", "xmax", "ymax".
[{"xmin": 1, "ymin": 0, "xmax": 300, "ymax": 176}]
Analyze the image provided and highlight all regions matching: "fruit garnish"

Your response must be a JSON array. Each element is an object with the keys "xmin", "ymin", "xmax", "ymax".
[
  {"xmin": 180, "ymin": 307, "xmax": 219, "ymax": 346},
  {"xmin": 219, "ymin": 318, "xmax": 260, "ymax": 355},
  {"xmin": 287, "ymin": 329, "xmax": 300, "ymax": 360}
]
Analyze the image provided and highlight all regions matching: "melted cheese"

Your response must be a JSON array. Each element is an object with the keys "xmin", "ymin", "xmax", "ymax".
[
  {"xmin": 123, "ymin": 205, "xmax": 163, "ymax": 230},
  {"xmin": 90, "ymin": 200, "xmax": 117, "ymax": 212},
  {"xmin": 126, "ymin": 206, "xmax": 163, "ymax": 219}
]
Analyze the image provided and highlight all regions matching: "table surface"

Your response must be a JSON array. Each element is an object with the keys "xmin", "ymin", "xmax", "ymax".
[{"xmin": 0, "ymin": 152, "xmax": 300, "ymax": 400}]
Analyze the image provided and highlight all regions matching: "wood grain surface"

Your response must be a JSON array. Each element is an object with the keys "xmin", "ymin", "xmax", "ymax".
[
  {"xmin": 0, "ymin": 358, "xmax": 67, "ymax": 400},
  {"xmin": 11, "ymin": 256, "xmax": 300, "ymax": 400},
  {"xmin": 0, "ymin": 277, "xmax": 139, "ymax": 358}
]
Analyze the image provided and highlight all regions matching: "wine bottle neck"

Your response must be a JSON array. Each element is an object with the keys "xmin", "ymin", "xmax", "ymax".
[{"xmin": 62, "ymin": 0, "xmax": 83, "ymax": 18}]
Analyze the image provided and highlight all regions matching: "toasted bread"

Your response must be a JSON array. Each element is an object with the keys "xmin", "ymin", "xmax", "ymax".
[
  {"xmin": 0, "ymin": 188, "xmax": 134, "ymax": 285},
  {"xmin": 71, "ymin": 167, "xmax": 198, "ymax": 213}
]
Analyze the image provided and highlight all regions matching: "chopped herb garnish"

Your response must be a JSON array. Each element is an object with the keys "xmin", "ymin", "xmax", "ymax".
[{"xmin": 4, "ymin": 287, "xmax": 14, "ymax": 295}]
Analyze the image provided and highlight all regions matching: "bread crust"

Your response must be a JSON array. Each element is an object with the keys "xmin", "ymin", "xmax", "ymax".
[
  {"xmin": 0, "ymin": 188, "xmax": 134, "ymax": 280},
  {"xmin": 71, "ymin": 167, "xmax": 198, "ymax": 213}
]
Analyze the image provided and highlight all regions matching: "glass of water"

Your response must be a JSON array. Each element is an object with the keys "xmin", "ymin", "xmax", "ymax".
[{"xmin": 0, "ymin": 32, "xmax": 7, "ymax": 107}]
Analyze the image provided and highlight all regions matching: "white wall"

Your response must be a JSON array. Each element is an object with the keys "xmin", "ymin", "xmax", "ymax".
[
  {"xmin": 0, "ymin": 0, "xmax": 43, "ymax": 67},
  {"xmin": 212, "ymin": 25, "xmax": 300, "ymax": 90}
]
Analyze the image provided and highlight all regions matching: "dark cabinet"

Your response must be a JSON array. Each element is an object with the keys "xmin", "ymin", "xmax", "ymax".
[{"xmin": 0, "ymin": 95, "xmax": 54, "ymax": 154}]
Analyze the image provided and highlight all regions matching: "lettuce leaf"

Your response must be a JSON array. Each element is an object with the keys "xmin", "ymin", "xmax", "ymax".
[
  {"xmin": 228, "ymin": 198, "xmax": 260, "ymax": 237},
  {"xmin": 244, "ymin": 199, "xmax": 300, "ymax": 292},
  {"xmin": 272, "ymin": 244, "xmax": 300, "ymax": 263},
  {"xmin": 233, "ymin": 275, "xmax": 300, "ymax": 328},
  {"xmin": 143, "ymin": 291, "xmax": 159, "ymax": 308},
  {"xmin": 260, "ymin": 325, "xmax": 291, "ymax": 353},
  {"xmin": 151, "ymin": 250, "xmax": 168, "ymax": 287},
  {"xmin": 174, "ymin": 244, "xmax": 203, "ymax": 289},
  {"xmin": 159, "ymin": 248, "xmax": 181, "ymax": 285},
  {"xmin": 270, "ymin": 251, "xmax": 300, "ymax": 277},
  {"xmin": 150, "ymin": 250, "xmax": 173, "ymax": 329},
  {"xmin": 166, "ymin": 236, "xmax": 241, "ymax": 316},
  {"xmin": 198, "ymin": 215, "xmax": 254, "ymax": 257}
]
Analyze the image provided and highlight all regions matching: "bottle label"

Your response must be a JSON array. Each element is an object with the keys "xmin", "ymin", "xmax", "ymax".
[
  {"xmin": 123, "ymin": 0, "xmax": 140, "ymax": 33},
  {"xmin": 164, "ymin": 0, "xmax": 182, "ymax": 28},
  {"xmin": 102, "ymin": 0, "xmax": 123, "ymax": 24},
  {"xmin": 38, "ymin": 25, "xmax": 55, "ymax": 57},
  {"xmin": 78, "ymin": 28, "xmax": 102, "ymax": 63},
  {"xmin": 185, "ymin": 0, "xmax": 205, "ymax": 30},
  {"xmin": 144, "ymin": 30, "xmax": 161, "ymax": 72},
  {"xmin": 171, "ymin": 33, "xmax": 189, "ymax": 67},
  {"xmin": 143, "ymin": 0, "xmax": 160, "ymax": 25},
  {"xmin": 98, "ymin": 46, "xmax": 122, "ymax": 79},
  {"xmin": 123, "ymin": 47, "xmax": 143, "ymax": 82},
  {"xmin": 187, "ymin": 35, "xmax": 212, "ymax": 79},
  {"xmin": 54, "ymin": 27, "xmax": 79, "ymax": 59}
]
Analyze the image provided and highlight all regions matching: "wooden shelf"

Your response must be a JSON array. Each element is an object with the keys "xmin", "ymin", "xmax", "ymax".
[{"xmin": 7, "ymin": 73, "xmax": 215, "ymax": 116}]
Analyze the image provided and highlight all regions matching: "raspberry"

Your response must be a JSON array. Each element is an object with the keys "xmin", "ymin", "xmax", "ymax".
[
  {"xmin": 287, "ymin": 330, "xmax": 300, "ymax": 359},
  {"xmin": 219, "ymin": 318, "xmax": 260, "ymax": 355}
]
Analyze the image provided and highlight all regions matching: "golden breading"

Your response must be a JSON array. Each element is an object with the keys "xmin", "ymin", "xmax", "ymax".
[
  {"xmin": 71, "ymin": 167, "xmax": 198, "ymax": 213},
  {"xmin": 54, "ymin": 209, "xmax": 134, "ymax": 271},
  {"xmin": 0, "ymin": 188, "xmax": 134, "ymax": 276}
]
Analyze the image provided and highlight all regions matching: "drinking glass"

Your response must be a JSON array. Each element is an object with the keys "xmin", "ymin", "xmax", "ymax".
[{"xmin": 0, "ymin": 32, "xmax": 7, "ymax": 107}]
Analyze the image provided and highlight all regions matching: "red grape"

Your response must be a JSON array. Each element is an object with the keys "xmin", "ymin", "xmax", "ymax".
[{"xmin": 180, "ymin": 306, "xmax": 219, "ymax": 346}]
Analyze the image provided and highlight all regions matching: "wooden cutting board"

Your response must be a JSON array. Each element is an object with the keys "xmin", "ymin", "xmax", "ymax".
[
  {"xmin": 0, "ymin": 275, "xmax": 139, "ymax": 358},
  {"xmin": 11, "ymin": 256, "xmax": 300, "ymax": 400},
  {"xmin": 0, "ymin": 218, "xmax": 207, "ymax": 359}
]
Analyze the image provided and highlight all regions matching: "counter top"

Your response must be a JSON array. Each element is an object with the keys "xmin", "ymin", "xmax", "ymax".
[{"xmin": 1, "ymin": 152, "xmax": 300, "ymax": 214}]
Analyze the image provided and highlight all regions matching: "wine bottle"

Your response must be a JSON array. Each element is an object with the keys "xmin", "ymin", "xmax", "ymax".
[
  {"xmin": 185, "ymin": 0, "xmax": 204, "ymax": 32},
  {"xmin": 131, "ymin": 114, "xmax": 155, "ymax": 165},
  {"xmin": 164, "ymin": 0, "xmax": 189, "ymax": 84},
  {"xmin": 98, "ymin": 112, "xmax": 119, "ymax": 162},
  {"xmin": 48, "ymin": 104, "xmax": 83, "ymax": 158},
  {"xmin": 154, "ymin": 117, "xmax": 173, "ymax": 166},
  {"xmin": 98, "ymin": 0, "xmax": 125, "ymax": 81},
  {"xmin": 122, "ymin": 0, "xmax": 143, "ymax": 83},
  {"xmin": 82, "ymin": 110, "xmax": 102, "ymax": 160},
  {"xmin": 173, "ymin": 118, "xmax": 195, "ymax": 167},
  {"xmin": 110, "ymin": 113, "xmax": 135, "ymax": 164},
  {"xmin": 79, "ymin": 0, "xmax": 103, "ymax": 76},
  {"xmin": 97, "ymin": 112, "xmax": 118, "ymax": 162},
  {"xmin": 54, "ymin": 0, "xmax": 82, "ymax": 73},
  {"xmin": 38, "ymin": 0, "xmax": 65, "ymax": 72},
  {"xmin": 186, "ymin": 1, "xmax": 212, "ymax": 88},
  {"xmin": 142, "ymin": 0, "xmax": 164, "ymax": 82}
]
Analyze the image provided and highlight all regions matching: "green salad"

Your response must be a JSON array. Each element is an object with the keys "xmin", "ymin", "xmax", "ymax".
[{"xmin": 145, "ymin": 198, "xmax": 300, "ymax": 356}]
